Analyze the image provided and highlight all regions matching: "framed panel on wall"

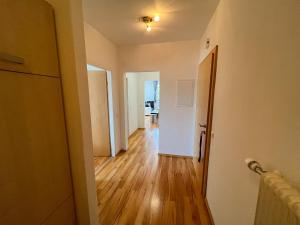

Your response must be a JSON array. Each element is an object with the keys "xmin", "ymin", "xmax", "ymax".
[{"xmin": 176, "ymin": 79, "xmax": 195, "ymax": 107}]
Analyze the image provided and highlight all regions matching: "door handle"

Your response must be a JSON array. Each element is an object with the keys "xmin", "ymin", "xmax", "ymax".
[
  {"xmin": 0, "ymin": 52, "xmax": 24, "ymax": 64},
  {"xmin": 199, "ymin": 123, "xmax": 207, "ymax": 128}
]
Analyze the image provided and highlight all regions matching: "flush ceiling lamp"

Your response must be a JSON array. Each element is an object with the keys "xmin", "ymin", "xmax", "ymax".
[{"xmin": 140, "ymin": 15, "xmax": 160, "ymax": 32}]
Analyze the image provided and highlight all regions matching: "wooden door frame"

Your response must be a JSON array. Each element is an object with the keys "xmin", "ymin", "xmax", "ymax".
[{"xmin": 201, "ymin": 46, "xmax": 219, "ymax": 197}]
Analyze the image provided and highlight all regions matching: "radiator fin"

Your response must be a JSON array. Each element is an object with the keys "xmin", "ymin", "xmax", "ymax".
[{"xmin": 255, "ymin": 172, "xmax": 300, "ymax": 225}]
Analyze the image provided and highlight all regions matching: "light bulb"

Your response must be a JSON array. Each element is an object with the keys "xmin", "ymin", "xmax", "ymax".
[
  {"xmin": 153, "ymin": 15, "xmax": 160, "ymax": 22},
  {"xmin": 146, "ymin": 25, "xmax": 152, "ymax": 32}
]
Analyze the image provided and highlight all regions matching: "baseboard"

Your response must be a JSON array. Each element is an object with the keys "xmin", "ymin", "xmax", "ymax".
[
  {"xmin": 128, "ymin": 129, "xmax": 139, "ymax": 138},
  {"xmin": 158, "ymin": 153, "xmax": 193, "ymax": 159},
  {"xmin": 119, "ymin": 149, "xmax": 127, "ymax": 153},
  {"xmin": 204, "ymin": 197, "xmax": 215, "ymax": 225}
]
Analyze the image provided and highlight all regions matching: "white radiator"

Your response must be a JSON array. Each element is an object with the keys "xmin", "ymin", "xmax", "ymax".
[{"xmin": 255, "ymin": 172, "xmax": 300, "ymax": 225}]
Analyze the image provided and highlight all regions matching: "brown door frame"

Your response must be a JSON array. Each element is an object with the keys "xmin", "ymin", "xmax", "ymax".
[{"xmin": 201, "ymin": 46, "xmax": 219, "ymax": 197}]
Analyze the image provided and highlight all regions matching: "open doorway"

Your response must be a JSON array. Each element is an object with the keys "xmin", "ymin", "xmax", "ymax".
[
  {"xmin": 124, "ymin": 72, "xmax": 160, "ymax": 150},
  {"xmin": 87, "ymin": 64, "xmax": 116, "ymax": 157},
  {"xmin": 144, "ymin": 80, "xmax": 160, "ymax": 129}
]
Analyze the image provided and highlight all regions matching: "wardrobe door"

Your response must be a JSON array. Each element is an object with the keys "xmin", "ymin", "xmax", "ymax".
[
  {"xmin": 41, "ymin": 197, "xmax": 76, "ymax": 225},
  {"xmin": 0, "ymin": 70, "xmax": 73, "ymax": 225},
  {"xmin": 0, "ymin": 0, "xmax": 59, "ymax": 77}
]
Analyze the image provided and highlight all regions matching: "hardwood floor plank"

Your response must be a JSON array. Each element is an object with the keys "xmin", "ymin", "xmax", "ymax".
[{"xmin": 94, "ymin": 126, "xmax": 211, "ymax": 225}]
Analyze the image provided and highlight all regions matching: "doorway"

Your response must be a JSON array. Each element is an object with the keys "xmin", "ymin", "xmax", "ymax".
[
  {"xmin": 194, "ymin": 46, "xmax": 218, "ymax": 197},
  {"xmin": 144, "ymin": 80, "xmax": 160, "ymax": 129},
  {"xmin": 124, "ymin": 72, "xmax": 160, "ymax": 150},
  {"xmin": 87, "ymin": 64, "xmax": 116, "ymax": 157}
]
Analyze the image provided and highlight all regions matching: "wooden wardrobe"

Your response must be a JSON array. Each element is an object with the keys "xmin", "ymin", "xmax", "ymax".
[{"xmin": 0, "ymin": 0, "xmax": 76, "ymax": 224}]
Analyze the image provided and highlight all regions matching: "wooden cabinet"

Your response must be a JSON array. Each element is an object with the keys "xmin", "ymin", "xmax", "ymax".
[
  {"xmin": 0, "ymin": 0, "xmax": 60, "ymax": 77},
  {"xmin": 0, "ymin": 71, "xmax": 73, "ymax": 224},
  {"xmin": 0, "ymin": 0, "xmax": 75, "ymax": 224},
  {"xmin": 41, "ymin": 197, "xmax": 76, "ymax": 225}
]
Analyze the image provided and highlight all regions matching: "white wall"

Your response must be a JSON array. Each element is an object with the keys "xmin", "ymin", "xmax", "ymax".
[
  {"xmin": 119, "ymin": 41, "xmax": 201, "ymax": 156},
  {"xmin": 198, "ymin": 0, "xmax": 300, "ymax": 225},
  {"xmin": 45, "ymin": 1, "xmax": 98, "ymax": 224},
  {"xmin": 126, "ymin": 74, "xmax": 139, "ymax": 135},
  {"xmin": 84, "ymin": 22, "xmax": 122, "ymax": 153}
]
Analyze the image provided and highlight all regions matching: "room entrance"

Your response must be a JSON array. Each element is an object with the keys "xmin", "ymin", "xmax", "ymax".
[
  {"xmin": 124, "ymin": 72, "xmax": 160, "ymax": 150},
  {"xmin": 144, "ymin": 80, "xmax": 160, "ymax": 129}
]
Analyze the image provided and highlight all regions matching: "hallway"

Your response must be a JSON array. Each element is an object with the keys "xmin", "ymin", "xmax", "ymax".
[{"xmin": 94, "ymin": 126, "xmax": 211, "ymax": 225}]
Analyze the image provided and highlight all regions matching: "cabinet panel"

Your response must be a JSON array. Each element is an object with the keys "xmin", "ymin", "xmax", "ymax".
[
  {"xmin": 0, "ymin": 0, "xmax": 60, "ymax": 77},
  {"xmin": 41, "ymin": 197, "xmax": 76, "ymax": 225},
  {"xmin": 0, "ymin": 71, "xmax": 73, "ymax": 224}
]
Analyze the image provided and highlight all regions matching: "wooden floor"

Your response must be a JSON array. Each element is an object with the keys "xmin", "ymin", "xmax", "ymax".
[{"xmin": 94, "ymin": 125, "xmax": 211, "ymax": 225}]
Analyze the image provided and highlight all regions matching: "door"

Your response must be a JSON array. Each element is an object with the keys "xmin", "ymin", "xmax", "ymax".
[
  {"xmin": 88, "ymin": 70, "xmax": 111, "ymax": 157},
  {"xmin": 0, "ymin": 70, "xmax": 74, "ymax": 225},
  {"xmin": 195, "ymin": 46, "xmax": 218, "ymax": 197}
]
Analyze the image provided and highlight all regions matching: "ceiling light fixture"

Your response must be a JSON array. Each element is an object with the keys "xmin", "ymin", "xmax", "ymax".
[
  {"xmin": 140, "ymin": 15, "xmax": 160, "ymax": 32},
  {"xmin": 153, "ymin": 15, "xmax": 160, "ymax": 22},
  {"xmin": 146, "ymin": 25, "xmax": 152, "ymax": 32}
]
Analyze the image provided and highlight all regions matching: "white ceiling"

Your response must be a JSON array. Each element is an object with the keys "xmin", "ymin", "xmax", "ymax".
[{"xmin": 83, "ymin": 0, "xmax": 220, "ymax": 46}]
